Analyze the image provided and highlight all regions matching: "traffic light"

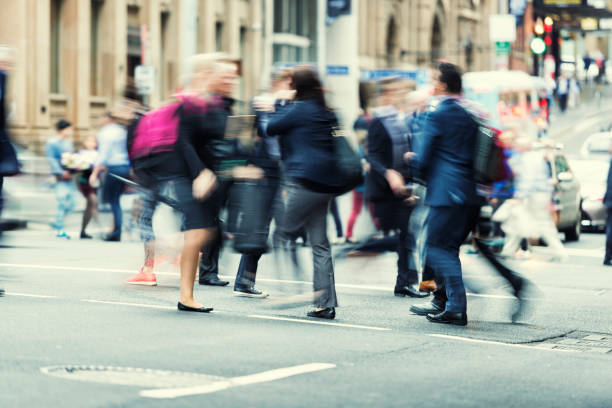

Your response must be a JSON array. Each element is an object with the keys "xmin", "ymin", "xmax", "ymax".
[
  {"xmin": 534, "ymin": 18, "xmax": 544, "ymax": 36},
  {"xmin": 531, "ymin": 37, "xmax": 546, "ymax": 55},
  {"xmin": 544, "ymin": 17, "xmax": 553, "ymax": 33}
]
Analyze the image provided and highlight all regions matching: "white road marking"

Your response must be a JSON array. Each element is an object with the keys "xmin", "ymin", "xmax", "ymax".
[
  {"xmin": 140, "ymin": 363, "xmax": 336, "ymax": 399},
  {"xmin": 81, "ymin": 299, "xmax": 176, "ymax": 310},
  {"xmin": 564, "ymin": 248, "xmax": 605, "ymax": 258},
  {"xmin": 428, "ymin": 334, "xmax": 577, "ymax": 353},
  {"xmin": 0, "ymin": 263, "xmax": 177, "ymax": 277},
  {"xmin": 248, "ymin": 314, "xmax": 391, "ymax": 331},
  {"xmin": 4, "ymin": 292, "xmax": 58, "ymax": 299}
]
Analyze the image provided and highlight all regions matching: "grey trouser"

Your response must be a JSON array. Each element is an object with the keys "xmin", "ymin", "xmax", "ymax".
[{"xmin": 279, "ymin": 181, "xmax": 338, "ymax": 308}]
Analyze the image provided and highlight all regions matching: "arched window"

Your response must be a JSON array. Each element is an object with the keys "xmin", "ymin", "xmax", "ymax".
[{"xmin": 386, "ymin": 16, "xmax": 397, "ymax": 66}]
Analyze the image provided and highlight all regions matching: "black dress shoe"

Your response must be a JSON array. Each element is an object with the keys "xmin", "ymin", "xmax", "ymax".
[
  {"xmin": 199, "ymin": 276, "xmax": 229, "ymax": 286},
  {"xmin": 410, "ymin": 302, "xmax": 444, "ymax": 316},
  {"xmin": 426, "ymin": 311, "xmax": 467, "ymax": 326},
  {"xmin": 394, "ymin": 285, "xmax": 429, "ymax": 298},
  {"xmin": 177, "ymin": 302, "xmax": 213, "ymax": 313},
  {"xmin": 307, "ymin": 307, "xmax": 335, "ymax": 320},
  {"xmin": 103, "ymin": 233, "xmax": 121, "ymax": 242},
  {"xmin": 80, "ymin": 232, "xmax": 93, "ymax": 239},
  {"xmin": 604, "ymin": 260, "xmax": 612, "ymax": 266}
]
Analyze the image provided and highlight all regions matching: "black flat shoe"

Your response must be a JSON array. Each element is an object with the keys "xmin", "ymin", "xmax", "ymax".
[
  {"xmin": 410, "ymin": 302, "xmax": 444, "ymax": 316},
  {"xmin": 394, "ymin": 285, "xmax": 429, "ymax": 298},
  {"xmin": 307, "ymin": 307, "xmax": 335, "ymax": 320},
  {"xmin": 103, "ymin": 233, "xmax": 121, "ymax": 242},
  {"xmin": 177, "ymin": 302, "xmax": 213, "ymax": 313},
  {"xmin": 199, "ymin": 276, "xmax": 229, "ymax": 286},
  {"xmin": 80, "ymin": 232, "xmax": 93, "ymax": 239},
  {"xmin": 426, "ymin": 311, "xmax": 467, "ymax": 326}
]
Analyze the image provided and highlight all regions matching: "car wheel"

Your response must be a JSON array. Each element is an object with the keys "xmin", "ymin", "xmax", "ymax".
[{"xmin": 564, "ymin": 218, "xmax": 581, "ymax": 242}]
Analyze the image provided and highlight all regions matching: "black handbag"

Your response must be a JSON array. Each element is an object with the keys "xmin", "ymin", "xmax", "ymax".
[
  {"xmin": 226, "ymin": 179, "xmax": 273, "ymax": 254},
  {"xmin": 333, "ymin": 127, "xmax": 363, "ymax": 195},
  {"xmin": 0, "ymin": 133, "xmax": 19, "ymax": 176}
]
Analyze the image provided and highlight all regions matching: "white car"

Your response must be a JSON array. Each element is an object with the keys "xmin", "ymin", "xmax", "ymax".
[{"xmin": 580, "ymin": 132, "xmax": 612, "ymax": 158}]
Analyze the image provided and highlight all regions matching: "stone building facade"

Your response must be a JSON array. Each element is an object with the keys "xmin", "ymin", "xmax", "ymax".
[
  {"xmin": 358, "ymin": 0, "xmax": 499, "ymax": 72},
  {"xmin": 1, "ymin": 0, "xmax": 502, "ymax": 151}
]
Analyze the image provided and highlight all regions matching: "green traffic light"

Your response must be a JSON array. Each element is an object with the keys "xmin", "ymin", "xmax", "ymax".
[{"xmin": 531, "ymin": 37, "xmax": 546, "ymax": 55}]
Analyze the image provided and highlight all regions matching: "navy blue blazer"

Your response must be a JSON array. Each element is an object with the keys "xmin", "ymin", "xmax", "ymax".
[
  {"xmin": 415, "ymin": 97, "xmax": 480, "ymax": 207},
  {"xmin": 267, "ymin": 99, "xmax": 342, "ymax": 191},
  {"xmin": 604, "ymin": 158, "xmax": 612, "ymax": 208}
]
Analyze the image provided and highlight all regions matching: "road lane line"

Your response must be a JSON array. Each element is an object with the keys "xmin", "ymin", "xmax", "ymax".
[
  {"xmin": 81, "ymin": 299, "xmax": 176, "ymax": 310},
  {"xmin": 140, "ymin": 363, "xmax": 336, "ymax": 399},
  {"xmin": 4, "ymin": 292, "xmax": 58, "ymax": 299},
  {"xmin": 428, "ymin": 334, "xmax": 577, "ymax": 353},
  {"xmin": 248, "ymin": 314, "xmax": 391, "ymax": 331}
]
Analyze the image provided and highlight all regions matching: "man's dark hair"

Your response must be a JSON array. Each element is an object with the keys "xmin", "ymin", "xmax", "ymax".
[
  {"xmin": 437, "ymin": 62, "xmax": 462, "ymax": 94},
  {"xmin": 55, "ymin": 119, "xmax": 72, "ymax": 132}
]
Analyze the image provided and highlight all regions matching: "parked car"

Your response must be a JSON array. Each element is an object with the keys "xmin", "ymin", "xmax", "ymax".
[
  {"xmin": 580, "ymin": 131, "xmax": 612, "ymax": 158},
  {"xmin": 570, "ymin": 157, "xmax": 609, "ymax": 232},
  {"xmin": 545, "ymin": 148, "xmax": 582, "ymax": 241}
]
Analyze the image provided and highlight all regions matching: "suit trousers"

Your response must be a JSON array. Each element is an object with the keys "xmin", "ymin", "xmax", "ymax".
[
  {"xmin": 278, "ymin": 181, "xmax": 338, "ymax": 308},
  {"xmin": 606, "ymin": 208, "xmax": 612, "ymax": 262},
  {"xmin": 425, "ymin": 205, "xmax": 480, "ymax": 313},
  {"xmin": 373, "ymin": 201, "xmax": 419, "ymax": 289}
]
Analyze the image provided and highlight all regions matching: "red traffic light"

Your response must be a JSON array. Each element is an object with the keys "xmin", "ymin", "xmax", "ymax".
[{"xmin": 544, "ymin": 36, "xmax": 552, "ymax": 47}]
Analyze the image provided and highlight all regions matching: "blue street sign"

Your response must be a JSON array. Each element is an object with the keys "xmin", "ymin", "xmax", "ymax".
[{"xmin": 327, "ymin": 65, "xmax": 349, "ymax": 76}]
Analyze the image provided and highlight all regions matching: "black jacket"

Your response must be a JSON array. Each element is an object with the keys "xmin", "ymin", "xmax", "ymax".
[{"xmin": 267, "ymin": 99, "xmax": 342, "ymax": 192}]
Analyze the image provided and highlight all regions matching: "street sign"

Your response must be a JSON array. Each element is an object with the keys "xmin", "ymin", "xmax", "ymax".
[
  {"xmin": 489, "ymin": 15, "xmax": 516, "ymax": 42},
  {"xmin": 327, "ymin": 65, "xmax": 349, "ymax": 76},
  {"xmin": 135, "ymin": 65, "xmax": 155, "ymax": 95},
  {"xmin": 495, "ymin": 42, "xmax": 511, "ymax": 56},
  {"xmin": 600, "ymin": 18, "xmax": 612, "ymax": 30}
]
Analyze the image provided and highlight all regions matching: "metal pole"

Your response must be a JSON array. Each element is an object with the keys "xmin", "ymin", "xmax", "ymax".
[{"xmin": 316, "ymin": 0, "xmax": 327, "ymax": 79}]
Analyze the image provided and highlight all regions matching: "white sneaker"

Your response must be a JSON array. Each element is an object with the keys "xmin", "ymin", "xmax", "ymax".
[{"xmin": 233, "ymin": 286, "xmax": 269, "ymax": 298}]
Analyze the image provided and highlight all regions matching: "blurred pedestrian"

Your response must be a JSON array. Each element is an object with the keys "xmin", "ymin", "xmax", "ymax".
[
  {"xmin": 268, "ymin": 66, "xmax": 343, "ymax": 319},
  {"xmin": 0, "ymin": 45, "xmax": 17, "ymax": 227},
  {"xmin": 604, "ymin": 143, "xmax": 612, "ymax": 266},
  {"xmin": 556, "ymin": 72, "xmax": 569, "ymax": 113},
  {"xmin": 76, "ymin": 135, "xmax": 99, "ymax": 238},
  {"xmin": 366, "ymin": 77, "xmax": 428, "ymax": 299},
  {"xmin": 412, "ymin": 63, "xmax": 481, "ymax": 326},
  {"xmin": 89, "ymin": 111, "xmax": 131, "ymax": 241},
  {"xmin": 232, "ymin": 68, "xmax": 291, "ymax": 298},
  {"xmin": 344, "ymin": 110, "xmax": 379, "ymax": 243},
  {"xmin": 46, "ymin": 119, "xmax": 76, "ymax": 239},
  {"xmin": 498, "ymin": 137, "xmax": 567, "ymax": 262}
]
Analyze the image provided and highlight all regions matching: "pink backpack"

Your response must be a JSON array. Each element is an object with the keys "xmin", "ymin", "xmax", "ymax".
[{"xmin": 129, "ymin": 94, "xmax": 221, "ymax": 160}]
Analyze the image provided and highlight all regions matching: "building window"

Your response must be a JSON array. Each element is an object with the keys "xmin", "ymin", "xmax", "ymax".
[
  {"xmin": 215, "ymin": 22, "xmax": 223, "ymax": 51},
  {"xmin": 272, "ymin": 0, "xmax": 316, "ymax": 65},
  {"xmin": 160, "ymin": 11, "xmax": 170, "ymax": 97},
  {"xmin": 127, "ymin": 6, "xmax": 141, "ymax": 83},
  {"xmin": 50, "ymin": 0, "xmax": 63, "ymax": 93},
  {"xmin": 90, "ymin": 0, "xmax": 104, "ymax": 95}
]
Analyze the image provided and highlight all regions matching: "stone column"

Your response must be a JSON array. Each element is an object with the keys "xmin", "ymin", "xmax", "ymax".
[
  {"xmin": 198, "ymin": 0, "xmax": 216, "ymax": 53},
  {"xmin": 63, "ymin": 0, "xmax": 91, "ymax": 139},
  {"xmin": 143, "ymin": 0, "xmax": 161, "ymax": 106},
  {"xmin": 100, "ymin": 0, "xmax": 127, "ymax": 105},
  {"xmin": 246, "ymin": 0, "xmax": 263, "ymax": 97}
]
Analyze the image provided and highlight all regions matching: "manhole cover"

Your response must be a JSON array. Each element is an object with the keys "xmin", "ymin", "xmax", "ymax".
[
  {"xmin": 534, "ymin": 331, "xmax": 612, "ymax": 354},
  {"xmin": 41, "ymin": 365, "xmax": 225, "ymax": 388}
]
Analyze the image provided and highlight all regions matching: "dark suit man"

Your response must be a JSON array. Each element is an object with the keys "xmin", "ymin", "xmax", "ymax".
[
  {"xmin": 603, "ymin": 156, "xmax": 612, "ymax": 265},
  {"xmin": 366, "ymin": 77, "xmax": 428, "ymax": 299},
  {"xmin": 412, "ymin": 63, "xmax": 481, "ymax": 326}
]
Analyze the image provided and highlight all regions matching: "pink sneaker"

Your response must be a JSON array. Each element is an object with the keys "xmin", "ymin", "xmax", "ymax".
[{"xmin": 125, "ymin": 268, "xmax": 157, "ymax": 286}]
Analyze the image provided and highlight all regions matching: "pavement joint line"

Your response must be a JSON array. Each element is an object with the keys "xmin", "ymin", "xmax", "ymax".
[
  {"xmin": 139, "ymin": 363, "xmax": 336, "ymax": 399},
  {"xmin": 427, "ymin": 334, "xmax": 579, "ymax": 353},
  {"xmin": 248, "ymin": 314, "xmax": 391, "ymax": 331}
]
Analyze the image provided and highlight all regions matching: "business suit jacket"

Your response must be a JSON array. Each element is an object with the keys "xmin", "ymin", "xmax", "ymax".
[
  {"xmin": 415, "ymin": 97, "xmax": 480, "ymax": 207},
  {"xmin": 604, "ymin": 158, "xmax": 612, "ymax": 208}
]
